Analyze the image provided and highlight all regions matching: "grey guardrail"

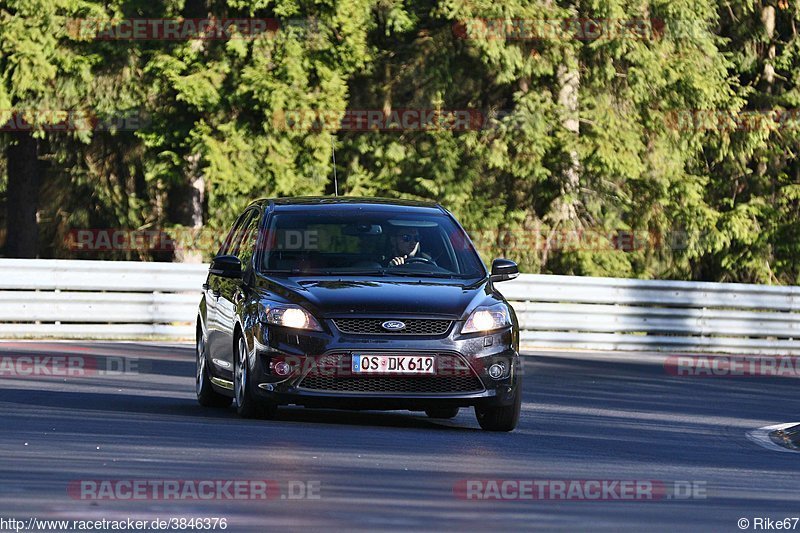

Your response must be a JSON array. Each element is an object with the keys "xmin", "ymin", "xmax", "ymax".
[
  {"xmin": 1, "ymin": 259, "xmax": 798, "ymax": 354},
  {"xmin": 0, "ymin": 259, "xmax": 206, "ymax": 338},
  {"xmin": 499, "ymin": 274, "xmax": 800, "ymax": 354}
]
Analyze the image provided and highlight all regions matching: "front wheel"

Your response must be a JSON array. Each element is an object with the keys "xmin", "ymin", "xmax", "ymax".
[
  {"xmin": 196, "ymin": 331, "xmax": 232, "ymax": 408},
  {"xmin": 234, "ymin": 334, "xmax": 277, "ymax": 419},
  {"xmin": 474, "ymin": 385, "xmax": 521, "ymax": 432}
]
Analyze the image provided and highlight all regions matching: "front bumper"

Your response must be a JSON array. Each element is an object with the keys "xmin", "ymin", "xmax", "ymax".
[{"xmin": 248, "ymin": 320, "xmax": 520, "ymax": 410}]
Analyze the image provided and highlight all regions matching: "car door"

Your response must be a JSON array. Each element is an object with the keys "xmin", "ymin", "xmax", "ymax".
[
  {"xmin": 207, "ymin": 210, "xmax": 250, "ymax": 376},
  {"xmin": 214, "ymin": 207, "xmax": 261, "ymax": 373}
]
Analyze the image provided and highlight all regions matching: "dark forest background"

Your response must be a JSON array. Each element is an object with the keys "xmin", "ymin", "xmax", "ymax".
[{"xmin": 2, "ymin": 0, "xmax": 800, "ymax": 283}]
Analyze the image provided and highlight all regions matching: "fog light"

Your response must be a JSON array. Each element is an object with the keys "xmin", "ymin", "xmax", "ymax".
[
  {"xmin": 273, "ymin": 361, "xmax": 291, "ymax": 376},
  {"xmin": 488, "ymin": 363, "xmax": 505, "ymax": 379}
]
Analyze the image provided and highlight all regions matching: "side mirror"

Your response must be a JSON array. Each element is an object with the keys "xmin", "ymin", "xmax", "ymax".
[
  {"xmin": 209, "ymin": 255, "xmax": 242, "ymax": 279},
  {"xmin": 490, "ymin": 258, "xmax": 519, "ymax": 283}
]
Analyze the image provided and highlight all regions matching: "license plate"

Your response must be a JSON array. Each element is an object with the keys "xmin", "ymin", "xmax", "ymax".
[{"xmin": 352, "ymin": 354, "xmax": 435, "ymax": 374}]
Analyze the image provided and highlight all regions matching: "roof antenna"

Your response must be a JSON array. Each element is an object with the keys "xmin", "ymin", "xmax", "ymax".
[{"xmin": 331, "ymin": 135, "xmax": 338, "ymax": 197}]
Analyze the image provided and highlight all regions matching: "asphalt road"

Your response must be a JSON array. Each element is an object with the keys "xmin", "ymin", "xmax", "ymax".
[{"xmin": 1, "ymin": 342, "xmax": 798, "ymax": 532}]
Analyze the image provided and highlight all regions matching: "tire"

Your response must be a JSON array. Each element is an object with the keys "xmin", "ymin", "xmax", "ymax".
[
  {"xmin": 474, "ymin": 385, "xmax": 521, "ymax": 432},
  {"xmin": 196, "ymin": 330, "xmax": 232, "ymax": 408},
  {"xmin": 425, "ymin": 407, "xmax": 460, "ymax": 419},
  {"xmin": 234, "ymin": 333, "xmax": 277, "ymax": 419}
]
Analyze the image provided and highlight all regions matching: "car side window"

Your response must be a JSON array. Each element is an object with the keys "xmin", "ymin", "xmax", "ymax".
[
  {"xmin": 226, "ymin": 209, "xmax": 256, "ymax": 258},
  {"xmin": 235, "ymin": 209, "xmax": 261, "ymax": 270},
  {"xmin": 218, "ymin": 212, "xmax": 248, "ymax": 257}
]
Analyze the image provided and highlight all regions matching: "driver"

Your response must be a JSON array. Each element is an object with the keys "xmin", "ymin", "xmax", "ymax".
[{"xmin": 387, "ymin": 226, "xmax": 433, "ymax": 266}]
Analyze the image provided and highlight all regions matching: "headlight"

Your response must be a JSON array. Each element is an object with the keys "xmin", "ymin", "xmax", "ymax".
[
  {"xmin": 260, "ymin": 304, "xmax": 323, "ymax": 331},
  {"xmin": 462, "ymin": 303, "xmax": 511, "ymax": 334}
]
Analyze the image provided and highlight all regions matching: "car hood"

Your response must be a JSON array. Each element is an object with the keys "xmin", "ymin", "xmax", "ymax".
[{"xmin": 257, "ymin": 276, "xmax": 493, "ymax": 319}]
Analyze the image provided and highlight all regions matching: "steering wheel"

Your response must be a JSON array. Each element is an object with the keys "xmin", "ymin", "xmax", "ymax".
[{"xmin": 404, "ymin": 256, "xmax": 434, "ymax": 265}]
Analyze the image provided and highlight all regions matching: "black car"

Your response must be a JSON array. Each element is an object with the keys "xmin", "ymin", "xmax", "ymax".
[{"xmin": 195, "ymin": 197, "xmax": 522, "ymax": 431}]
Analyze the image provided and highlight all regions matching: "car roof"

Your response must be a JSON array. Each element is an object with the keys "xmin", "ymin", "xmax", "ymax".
[{"xmin": 248, "ymin": 196, "xmax": 445, "ymax": 213}]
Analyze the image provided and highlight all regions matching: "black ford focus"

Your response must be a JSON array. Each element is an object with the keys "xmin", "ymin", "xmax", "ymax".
[{"xmin": 196, "ymin": 197, "xmax": 522, "ymax": 431}]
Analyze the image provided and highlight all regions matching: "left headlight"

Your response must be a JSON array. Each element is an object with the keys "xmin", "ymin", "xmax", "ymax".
[
  {"xmin": 462, "ymin": 303, "xmax": 511, "ymax": 334},
  {"xmin": 260, "ymin": 303, "xmax": 323, "ymax": 331}
]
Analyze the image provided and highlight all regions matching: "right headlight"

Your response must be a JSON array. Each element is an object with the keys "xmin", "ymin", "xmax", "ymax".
[
  {"xmin": 259, "ymin": 303, "xmax": 323, "ymax": 331},
  {"xmin": 462, "ymin": 303, "xmax": 511, "ymax": 334}
]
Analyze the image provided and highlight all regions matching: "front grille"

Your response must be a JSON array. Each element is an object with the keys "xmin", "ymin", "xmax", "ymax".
[
  {"xmin": 298, "ymin": 374, "xmax": 483, "ymax": 393},
  {"xmin": 296, "ymin": 353, "xmax": 484, "ymax": 394},
  {"xmin": 333, "ymin": 318, "xmax": 452, "ymax": 335}
]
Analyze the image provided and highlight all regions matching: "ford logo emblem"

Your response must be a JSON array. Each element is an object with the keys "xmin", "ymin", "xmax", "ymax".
[{"xmin": 381, "ymin": 320, "xmax": 406, "ymax": 331}]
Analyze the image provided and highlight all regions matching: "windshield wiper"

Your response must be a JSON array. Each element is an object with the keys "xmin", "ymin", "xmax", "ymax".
[
  {"xmin": 306, "ymin": 269, "xmax": 388, "ymax": 276},
  {"xmin": 388, "ymin": 270, "xmax": 457, "ymax": 279},
  {"xmin": 261, "ymin": 269, "xmax": 387, "ymax": 276},
  {"xmin": 343, "ymin": 270, "xmax": 388, "ymax": 276}
]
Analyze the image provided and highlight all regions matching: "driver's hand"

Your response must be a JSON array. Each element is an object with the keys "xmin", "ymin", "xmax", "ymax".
[{"xmin": 389, "ymin": 255, "xmax": 406, "ymax": 266}]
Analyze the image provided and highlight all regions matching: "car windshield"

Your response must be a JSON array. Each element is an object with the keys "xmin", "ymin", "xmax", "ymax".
[{"xmin": 259, "ymin": 210, "xmax": 486, "ymax": 279}]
